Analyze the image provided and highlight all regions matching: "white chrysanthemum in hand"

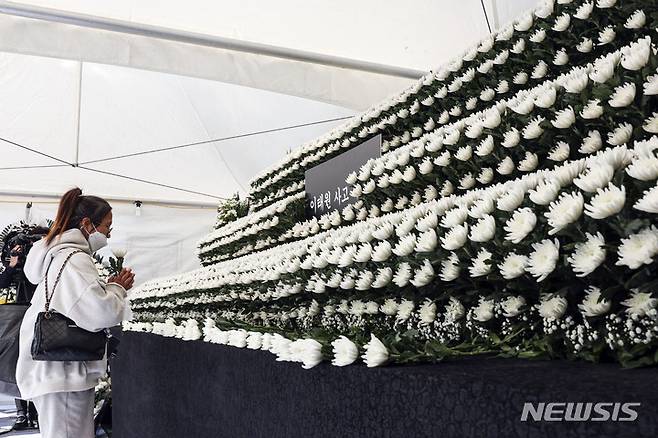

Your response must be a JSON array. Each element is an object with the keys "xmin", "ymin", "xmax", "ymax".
[
  {"xmin": 501, "ymin": 296, "xmax": 526, "ymax": 317},
  {"xmin": 616, "ymin": 227, "xmax": 658, "ymax": 269},
  {"xmin": 500, "ymin": 253, "xmax": 528, "ymax": 280},
  {"xmin": 527, "ymin": 239, "xmax": 560, "ymax": 282},
  {"xmin": 472, "ymin": 298, "xmax": 495, "ymax": 322},
  {"xmin": 362, "ymin": 334, "xmax": 389, "ymax": 367},
  {"xmin": 568, "ymin": 232, "xmax": 606, "ymax": 277},
  {"xmin": 468, "ymin": 248, "xmax": 493, "ymax": 277},
  {"xmin": 574, "ymin": 163, "xmax": 614, "ymax": 192},
  {"xmin": 411, "ymin": 259, "xmax": 435, "ymax": 287},
  {"xmin": 621, "ymin": 290, "xmax": 657, "ymax": 317},
  {"xmin": 607, "ymin": 123, "xmax": 633, "ymax": 146},
  {"xmin": 529, "ymin": 180, "xmax": 560, "ymax": 205},
  {"xmin": 579, "ymin": 130, "xmax": 602, "ymax": 154},
  {"xmin": 608, "ymin": 83, "xmax": 636, "ymax": 108},
  {"xmin": 634, "ymin": 184, "xmax": 658, "ymax": 213},
  {"xmin": 578, "ymin": 286, "xmax": 611, "ymax": 317},
  {"xmin": 440, "ymin": 252, "xmax": 460, "ymax": 281},
  {"xmin": 644, "ymin": 113, "xmax": 658, "ymax": 134},
  {"xmin": 585, "ymin": 183, "xmax": 625, "ymax": 219},
  {"xmin": 626, "ymin": 156, "xmax": 658, "ymax": 181},
  {"xmin": 504, "ymin": 208, "xmax": 537, "ymax": 243},
  {"xmin": 536, "ymin": 295, "xmax": 568, "ymax": 320},
  {"xmin": 548, "ymin": 141, "xmax": 570, "ymax": 162},
  {"xmin": 546, "ymin": 192, "xmax": 584, "ymax": 235},
  {"xmin": 331, "ymin": 336, "xmax": 359, "ymax": 366},
  {"xmin": 470, "ymin": 215, "xmax": 496, "ymax": 242}
]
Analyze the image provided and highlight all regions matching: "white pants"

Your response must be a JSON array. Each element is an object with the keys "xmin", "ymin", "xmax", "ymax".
[{"xmin": 32, "ymin": 389, "xmax": 94, "ymax": 438}]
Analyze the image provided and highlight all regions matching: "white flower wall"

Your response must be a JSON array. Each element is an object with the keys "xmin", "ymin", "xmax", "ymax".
[{"xmin": 126, "ymin": 0, "xmax": 658, "ymax": 369}]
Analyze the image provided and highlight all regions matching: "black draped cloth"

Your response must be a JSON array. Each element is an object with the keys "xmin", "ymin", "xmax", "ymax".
[{"xmin": 113, "ymin": 332, "xmax": 658, "ymax": 438}]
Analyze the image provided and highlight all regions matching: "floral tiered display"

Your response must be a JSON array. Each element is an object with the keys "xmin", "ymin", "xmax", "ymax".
[{"xmin": 126, "ymin": 0, "xmax": 658, "ymax": 369}]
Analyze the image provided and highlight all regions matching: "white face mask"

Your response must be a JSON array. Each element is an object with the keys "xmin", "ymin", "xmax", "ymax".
[{"xmin": 84, "ymin": 224, "xmax": 108, "ymax": 252}]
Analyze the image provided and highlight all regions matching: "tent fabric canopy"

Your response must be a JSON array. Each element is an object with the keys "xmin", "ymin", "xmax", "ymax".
[{"xmin": 0, "ymin": 0, "xmax": 539, "ymax": 282}]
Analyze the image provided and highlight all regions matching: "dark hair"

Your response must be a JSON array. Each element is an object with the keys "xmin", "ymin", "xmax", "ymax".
[{"xmin": 45, "ymin": 187, "xmax": 112, "ymax": 244}]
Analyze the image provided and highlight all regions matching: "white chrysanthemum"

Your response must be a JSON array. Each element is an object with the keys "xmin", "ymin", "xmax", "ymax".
[
  {"xmin": 535, "ymin": 87, "xmax": 556, "ymax": 108},
  {"xmin": 546, "ymin": 192, "xmax": 584, "ymax": 235},
  {"xmin": 585, "ymin": 183, "xmax": 625, "ymax": 219},
  {"xmin": 440, "ymin": 206, "xmax": 468, "ymax": 228},
  {"xmin": 608, "ymin": 83, "xmax": 636, "ymax": 108},
  {"xmin": 515, "ymin": 13, "xmax": 533, "ymax": 31},
  {"xmin": 596, "ymin": 0, "xmax": 616, "ymax": 8},
  {"xmin": 644, "ymin": 113, "xmax": 658, "ymax": 134},
  {"xmin": 501, "ymin": 296, "xmax": 526, "ymax": 317},
  {"xmin": 392, "ymin": 262, "xmax": 412, "ymax": 287},
  {"xmin": 331, "ymin": 336, "xmax": 359, "ymax": 367},
  {"xmin": 598, "ymin": 26, "xmax": 615, "ymax": 45},
  {"xmin": 500, "ymin": 253, "xmax": 528, "ymax": 280},
  {"xmin": 518, "ymin": 152, "xmax": 539, "ymax": 172},
  {"xmin": 497, "ymin": 156, "xmax": 515, "ymax": 175},
  {"xmin": 536, "ymin": 295, "xmax": 568, "ymax": 320},
  {"xmin": 497, "ymin": 186, "xmax": 525, "ymax": 211},
  {"xmin": 574, "ymin": 2, "xmax": 593, "ymax": 19},
  {"xmin": 415, "ymin": 229, "xmax": 438, "ymax": 253},
  {"xmin": 644, "ymin": 74, "xmax": 658, "ymax": 96},
  {"xmin": 472, "ymin": 297, "xmax": 495, "ymax": 322},
  {"xmin": 418, "ymin": 299, "xmax": 437, "ymax": 325},
  {"xmin": 445, "ymin": 297, "xmax": 465, "ymax": 321},
  {"xmin": 531, "ymin": 60, "xmax": 548, "ymax": 79},
  {"xmin": 580, "ymin": 99, "xmax": 603, "ymax": 119},
  {"xmin": 362, "ymin": 334, "xmax": 389, "ymax": 368},
  {"xmin": 469, "ymin": 214, "xmax": 496, "ymax": 242},
  {"xmin": 529, "ymin": 28, "xmax": 546, "ymax": 43},
  {"xmin": 440, "ymin": 252, "xmax": 460, "ymax": 282},
  {"xmin": 607, "ymin": 123, "xmax": 633, "ymax": 146},
  {"xmin": 552, "ymin": 13, "xmax": 570, "ymax": 31},
  {"xmin": 626, "ymin": 156, "xmax": 658, "ymax": 181},
  {"xmin": 568, "ymin": 232, "xmax": 606, "ymax": 277},
  {"xmin": 634, "ymin": 184, "xmax": 658, "ymax": 213},
  {"xmin": 553, "ymin": 49, "xmax": 569, "ymax": 66},
  {"xmin": 577, "ymin": 38, "xmax": 593, "ymax": 53},
  {"xmin": 574, "ymin": 163, "xmax": 614, "ymax": 192},
  {"xmin": 616, "ymin": 227, "xmax": 658, "ymax": 269},
  {"xmin": 513, "ymin": 71, "xmax": 529, "ymax": 85},
  {"xmin": 621, "ymin": 37, "xmax": 651, "ymax": 71},
  {"xmin": 475, "ymin": 136, "xmax": 494, "ymax": 157},
  {"xmin": 564, "ymin": 72, "xmax": 588, "ymax": 93},
  {"xmin": 579, "ymin": 130, "xmax": 602, "ymax": 154},
  {"xmin": 372, "ymin": 267, "xmax": 393, "ymax": 288},
  {"xmin": 551, "ymin": 107, "xmax": 576, "ymax": 129},
  {"xmin": 502, "ymin": 128, "xmax": 520, "ymax": 148},
  {"xmin": 497, "ymin": 79, "xmax": 511, "ymax": 93},
  {"xmin": 504, "ymin": 208, "xmax": 536, "ymax": 243},
  {"xmin": 455, "ymin": 145, "xmax": 473, "ymax": 161},
  {"xmin": 459, "ymin": 173, "xmax": 476, "ymax": 190},
  {"xmin": 477, "ymin": 168, "xmax": 494, "ymax": 184},
  {"xmin": 441, "ymin": 180, "xmax": 454, "ymax": 196},
  {"xmin": 529, "ymin": 180, "xmax": 560, "ymax": 205},
  {"xmin": 411, "ymin": 259, "xmax": 435, "ymax": 287},
  {"xmin": 522, "ymin": 116, "xmax": 545, "ymax": 139},
  {"xmin": 578, "ymin": 286, "xmax": 611, "ymax": 317},
  {"xmin": 527, "ymin": 239, "xmax": 560, "ymax": 282},
  {"xmin": 548, "ymin": 141, "xmax": 570, "ymax": 162},
  {"xmin": 380, "ymin": 298, "xmax": 398, "ymax": 316},
  {"xmin": 396, "ymin": 300, "xmax": 415, "ymax": 322},
  {"xmin": 441, "ymin": 224, "xmax": 468, "ymax": 250},
  {"xmin": 625, "ymin": 10, "xmax": 646, "ymax": 29},
  {"xmin": 371, "ymin": 240, "xmax": 392, "ymax": 262},
  {"xmin": 621, "ymin": 290, "xmax": 657, "ymax": 317}
]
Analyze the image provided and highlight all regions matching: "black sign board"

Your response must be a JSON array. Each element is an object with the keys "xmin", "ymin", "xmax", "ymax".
[{"xmin": 304, "ymin": 134, "xmax": 381, "ymax": 219}]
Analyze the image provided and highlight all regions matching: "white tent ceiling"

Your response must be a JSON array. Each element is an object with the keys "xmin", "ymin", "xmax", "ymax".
[{"xmin": 0, "ymin": 0, "xmax": 539, "ymax": 282}]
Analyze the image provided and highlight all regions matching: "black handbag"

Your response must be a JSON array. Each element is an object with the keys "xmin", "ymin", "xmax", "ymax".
[{"xmin": 31, "ymin": 249, "xmax": 108, "ymax": 361}]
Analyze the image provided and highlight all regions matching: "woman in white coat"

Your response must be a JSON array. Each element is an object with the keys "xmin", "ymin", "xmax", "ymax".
[{"xmin": 16, "ymin": 187, "xmax": 135, "ymax": 438}]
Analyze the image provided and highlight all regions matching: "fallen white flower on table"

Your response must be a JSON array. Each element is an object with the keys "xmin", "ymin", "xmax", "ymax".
[
  {"xmin": 362, "ymin": 334, "xmax": 389, "ymax": 367},
  {"xmin": 331, "ymin": 336, "xmax": 359, "ymax": 367}
]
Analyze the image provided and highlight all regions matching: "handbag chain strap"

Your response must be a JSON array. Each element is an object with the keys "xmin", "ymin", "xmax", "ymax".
[{"xmin": 44, "ymin": 249, "xmax": 84, "ymax": 318}]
